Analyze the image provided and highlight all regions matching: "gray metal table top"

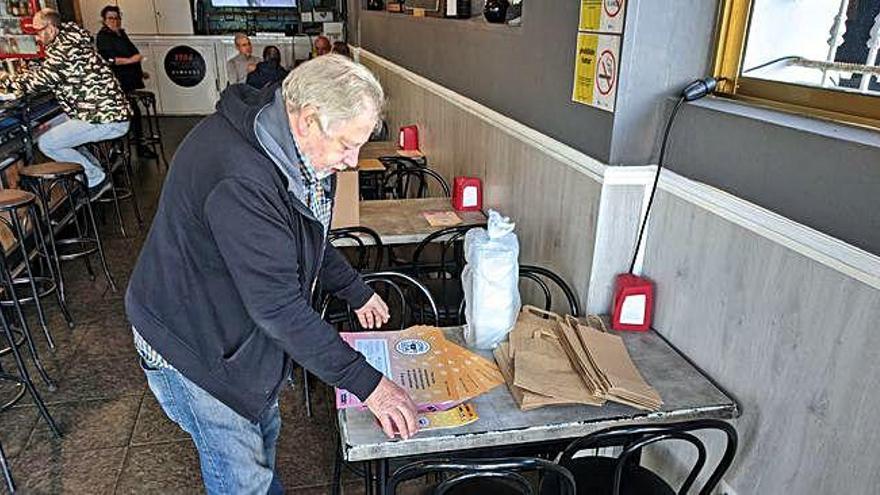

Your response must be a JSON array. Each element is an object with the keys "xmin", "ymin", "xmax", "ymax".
[{"xmin": 338, "ymin": 327, "xmax": 739, "ymax": 462}]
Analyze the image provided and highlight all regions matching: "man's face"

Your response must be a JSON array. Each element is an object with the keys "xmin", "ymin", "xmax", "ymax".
[
  {"xmin": 290, "ymin": 107, "xmax": 375, "ymax": 175},
  {"xmin": 103, "ymin": 11, "xmax": 122, "ymax": 32},
  {"xmin": 235, "ymin": 37, "xmax": 253, "ymax": 57},
  {"xmin": 315, "ymin": 39, "xmax": 331, "ymax": 56},
  {"xmin": 31, "ymin": 17, "xmax": 58, "ymax": 46}
]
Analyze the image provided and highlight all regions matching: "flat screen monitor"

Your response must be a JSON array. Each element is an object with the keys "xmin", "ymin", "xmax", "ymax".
[{"xmin": 210, "ymin": 0, "xmax": 296, "ymax": 7}]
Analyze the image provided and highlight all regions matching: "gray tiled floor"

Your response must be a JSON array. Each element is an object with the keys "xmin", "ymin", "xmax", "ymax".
[{"xmin": 0, "ymin": 118, "xmax": 366, "ymax": 494}]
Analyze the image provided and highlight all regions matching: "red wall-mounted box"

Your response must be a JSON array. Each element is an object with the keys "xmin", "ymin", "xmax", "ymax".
[
  {"xmin": 452, "ymin": 177, "xmax": 482, "ymax": 212},
  {"xmin": 399, "ymin": 125, "xmax": 419, "ymax": 151},
  {"xmin": 611, "ymin": 273, "xmax": 654, "ymax": 332}
]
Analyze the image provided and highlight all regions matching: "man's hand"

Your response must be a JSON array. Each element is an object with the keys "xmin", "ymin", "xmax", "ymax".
[
  {"xmin": 246, "ymin": 62, "xmax": 257, "ymax": 73},
  {"xmin": 354, "ymin": 294, "xmax": 389, "ymax": 329},
  {"xmin": 364, "ymin": 377, "xmax": 419, "ymax": 439}
]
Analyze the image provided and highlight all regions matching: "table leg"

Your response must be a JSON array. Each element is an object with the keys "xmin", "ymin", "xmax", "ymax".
[
  {"xmin": 364, "ymin": 461, "xmax": 373, "ymax": 495},
  {"xmin": 378, "ymin": 459, "xmax": 388, "ymax": 494}
]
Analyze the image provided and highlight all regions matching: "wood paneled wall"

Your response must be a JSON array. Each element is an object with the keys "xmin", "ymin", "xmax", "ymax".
[
  {"xmin": 643, "ymin": 190, "xmax": 880, "ymax": 494},
  {"xmin": 362, "ymin": 56, "xmax": 603, "ymax": 312}
]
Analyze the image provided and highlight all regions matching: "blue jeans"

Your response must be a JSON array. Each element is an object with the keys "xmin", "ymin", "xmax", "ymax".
[
  {"xmin": 37, "ymin": 118, "xmax": 129, "ymax": 187},
  {"xmin": 139, "ymin": 357, "xmax": 285, "ymax": 494}
]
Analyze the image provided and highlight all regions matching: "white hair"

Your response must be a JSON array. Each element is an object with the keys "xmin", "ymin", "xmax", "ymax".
[
  {"xmin": 233, "ymin": 32, "xmax": 249, "ymax": 44},
  {"xmin": 281, "ymin": 54, "xmax": 384, "ymax": 132}
]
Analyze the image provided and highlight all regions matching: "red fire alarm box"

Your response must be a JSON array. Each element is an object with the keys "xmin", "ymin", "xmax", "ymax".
[
  {"xmin": 452, "ymin": 176, "xmax": 482, "ymax": 212},
  {"xmin": 611, "ymin": 273, "xmax": 654, "ymax": 331},
  {"xmin": 399, "ymin": 125, "xmax": 419, "ymax": 151}
]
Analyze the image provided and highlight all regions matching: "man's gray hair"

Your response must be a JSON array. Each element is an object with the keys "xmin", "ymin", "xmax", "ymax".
[
  {"xmin": 233, "ymin": 32, "xmax": 249, "ymax": 44},
  {"xmin": 35, "ymin": 8, "xmax": 61, "ymax": 27},
  {"xmin": 282, "ymin": 54, "xmax": 384, "ymax": 132}
]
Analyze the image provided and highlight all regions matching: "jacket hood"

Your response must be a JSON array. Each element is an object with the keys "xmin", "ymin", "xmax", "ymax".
[{"xmin": 216, "ymin": 83, "xmax": 277, "ymax": 149}]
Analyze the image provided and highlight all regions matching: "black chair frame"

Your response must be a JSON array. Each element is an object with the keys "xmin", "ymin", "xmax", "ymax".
[
  {"xmin": 381, "ymin": 167, "xmax": 450, "ymax": 199},
  {"xmin": 386, "ymin": 457, "xmax": 577, "ymax": 495},
  {"xmin": 557, "ymin": 419, "xmax": 738, "ymax": 495}
]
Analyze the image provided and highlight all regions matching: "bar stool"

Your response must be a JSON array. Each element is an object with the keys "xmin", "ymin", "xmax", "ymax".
[
  {"xmin": 19, "ymin": 162, "xmax": 118, "ymax": 294},
  {"xmin": 0, "ymin": 189, "xmax": 74, "ymax": 350},
  {"xmin": 86, "ymin": 136, "xmax": 144, "ymax": 238},
  {"xmin": 0, "ymin": 437, "xmax": 14, "ymax": 494},
  {"xmin": 0, "ymin": 289, "xmax": 61, "ymax": 436},
  {"xmin": 128, "ymin": 90, "xmax": 168, "ymax": 171}
]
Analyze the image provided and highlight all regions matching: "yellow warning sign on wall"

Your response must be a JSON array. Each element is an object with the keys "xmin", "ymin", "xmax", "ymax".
[
  {"xmin": 579, "ymin": 0, "xmax": 625, "ymax": 33},
  {"xmin": 572, "ymin": 33, "xmax": 620, "ymax": 112}
]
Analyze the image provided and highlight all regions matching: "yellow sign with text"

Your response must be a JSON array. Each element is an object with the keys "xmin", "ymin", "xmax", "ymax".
[
  {"xmin": 572, "ymin": 33, "xmax": 599, "ymax": 106},
  {"xmin": 579, "ymin": 0, "xmax": 625, "ymax": 33}
]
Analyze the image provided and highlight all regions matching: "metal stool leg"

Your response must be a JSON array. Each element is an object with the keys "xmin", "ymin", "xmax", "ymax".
[
  {"xmin": 1, "ymin": 268, "xmax": 56, "ymax": 391},
  {"xmin": 147, "ymin": 96, "xmax": 169, "ymax": 171},
  {"xmin": 0, "ymin": 305, "xmax": 60, "ymax": 436},
  {"xmin": 0, "ymin": 439, "xmax": 14, "ymax": 494},
  {"xmin": 80, "ymin": 190, "xmax": 117, "ymax": 293},
  {"xmin": 121, "ymin": 145, "xmax": 143, "ymax": 227},
  {"xmin": 8, "ymin": 209, "xmax": 55, "ymax": 350},
  {"xmin": 30, "ymin": 205, "xmax": 74, "ymax": 329}
]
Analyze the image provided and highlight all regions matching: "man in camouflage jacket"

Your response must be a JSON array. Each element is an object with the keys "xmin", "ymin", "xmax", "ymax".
[{"xmin": 0, "ymin": 9, "xmax": 130, "ymax": 190}]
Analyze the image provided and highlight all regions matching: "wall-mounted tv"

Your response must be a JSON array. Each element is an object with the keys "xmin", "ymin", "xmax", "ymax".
[{"xmin": 210, "ymin": 0, "xmax": 297, "ymax": 7}]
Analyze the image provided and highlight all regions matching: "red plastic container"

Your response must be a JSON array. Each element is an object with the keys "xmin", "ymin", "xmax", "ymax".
[
  {"xmin": 452, "ymin": 177, "xmax": 482, "ymax": 212},
  {"xmin": 611, "ymin": 273, "xmax": 654, "ymax": 331},
  {"xmin": 399, "ymin": 125, "xmax": 419, "ymax": 151}
]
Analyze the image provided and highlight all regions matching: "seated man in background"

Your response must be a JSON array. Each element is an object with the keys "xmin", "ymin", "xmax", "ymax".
[
  {"xmin": 331, "ymin": 41, "xmax": 352, "ymax": 58},
  {"xmin": 313, "ymin": 35, "xmax": 331, "ymax": 57},
  {"xmin": 226, "ymin": 32, "xmax": 259, "ymax": 85},
  {"xmin": 0, "ymin": 8, "xmax": 129, "ymax": 194},
  {"xmin": 96, "ymin": 5, "xmax": 156, "ymax": 159},
  {"xmin": 246, "ymin": 45, "xmax": 289, "ymax": 89}
]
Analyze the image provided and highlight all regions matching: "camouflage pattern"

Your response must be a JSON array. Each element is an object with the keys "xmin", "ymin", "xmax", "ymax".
[{"xmin": 2, "ymin": 22, "xmax": 130, "ymax": 123}]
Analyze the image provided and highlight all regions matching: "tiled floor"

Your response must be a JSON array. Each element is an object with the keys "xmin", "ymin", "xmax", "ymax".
[{"xmin": 0, "ymin": 118, "xmax": 367, "ymax": 494}]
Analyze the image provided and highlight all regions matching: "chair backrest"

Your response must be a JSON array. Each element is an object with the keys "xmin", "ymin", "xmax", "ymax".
[
  {"xmin": 369, "ymin": 119, "xmax": 389, "ymax": 142},
  {"xmin": 411, "ymin": 224, "xmax": 485, "ymax": 325},
  {"xmin": 558, "ymin": 419, "xmax": 738, "ymax": 495},
  {"xmin": 457, "ymin": 263, "xmax": 581, "ymax": 324},
  {"xmin": 328, "ymin": 226, "xmax": 383, "ymax": 272},
  {"xmin": 320, "ymin": 271, "xmax": 439, "ymax": 331},
  {"xmin": 519, "ymin": 264, "xmax": 581, "ymax": 316},
  {"xmin": 386, "ymin": 457, "xmax": 576, "ymax": 495},
  {"xmin": 381, "ymin": 167, "xmax": 450, "ymax": 199}
]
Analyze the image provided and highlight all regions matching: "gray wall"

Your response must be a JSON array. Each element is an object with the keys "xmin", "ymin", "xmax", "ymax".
[
  {"xmin": 356, "ymin": 4, "xmax": 614, "ymax": 162},
  {"xmin": 667, "ymin": 99, "xmax": 880, "ymax": 256},
  {"xmin": 354, "ymin": 0, "xmax": 880, "ymax": 256},
  {"xmin": 643, "ymin": 190, "xmax": 880, "ymax": 494}
]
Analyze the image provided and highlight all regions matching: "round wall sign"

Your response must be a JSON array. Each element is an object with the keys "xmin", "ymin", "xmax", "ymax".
[{"xmin": 164, "ymin": 46, "xmax": 206, "ymax": 88}]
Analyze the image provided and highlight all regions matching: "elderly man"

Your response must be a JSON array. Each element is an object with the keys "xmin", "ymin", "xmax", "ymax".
[
  {"xmin": 125, "ymin": 55, "xmax": 418, "ymax": 494},
  {"xmin": 0, "ymin": 9, "xmax": 129, "ymax": 193},
  {"xmin": 226, "ymin": 32, "xmax": 259, "ymax": 85}
]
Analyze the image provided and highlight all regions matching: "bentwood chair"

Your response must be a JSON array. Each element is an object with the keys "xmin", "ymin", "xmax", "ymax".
[
  {"xmin": 457, "ymin": 263, "xmax": 581, "ymax": 325},
  {"xmin": 380, "ymin": 167, "xmax": 450, "ymax": 199},
  {"xmin": 387, "ymin": 457, "xmax": 577, "ymax": 495},
  {"xmin": 543, "ymin": 419, "xmax": 738, "ymax": 495},
  {"xmin": 305, "ymin": 272, "xmax": 438, "ymax": 417}
]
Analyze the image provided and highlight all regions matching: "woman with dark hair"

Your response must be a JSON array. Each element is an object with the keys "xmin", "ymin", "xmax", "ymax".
[
  {"xmin": 95, "ymin": 5, "xmax": 155, "ymax": 158},
  {"xmin": 246, "ymin": 45, "xmax": 289, "ymax": 89}
]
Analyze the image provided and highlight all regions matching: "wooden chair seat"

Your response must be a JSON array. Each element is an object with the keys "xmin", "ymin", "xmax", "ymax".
[
  {"xmin": 0, "ymin": 189, "xmax": 35, "ymax": 210},
  {"xmin": 19, "ymin": 162, "xmax": 83, "ymax": 180}
]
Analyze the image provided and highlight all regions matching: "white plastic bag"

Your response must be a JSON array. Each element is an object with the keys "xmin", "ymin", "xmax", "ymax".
[{"xmin": 461, "ymin": 210, "xmax": 521, "ymax": 349}]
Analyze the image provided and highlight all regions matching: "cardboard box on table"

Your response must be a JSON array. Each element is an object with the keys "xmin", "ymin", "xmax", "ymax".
[{"xmin": 331, "ymin": 170, "xmax": 359, "ymax": 229}]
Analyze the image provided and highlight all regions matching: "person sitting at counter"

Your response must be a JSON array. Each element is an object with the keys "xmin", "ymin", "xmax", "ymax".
[
  {"xmin": 125, "ymin": 54, "xmax": 418, "ymax": 493},
  {"xmin": 0, "ymin": 8, "xmax": 129, "ymax": 194},
  {"xmin": 227, "ymin": 32, "xmax": 259, "ymax": 85},
  {"xmin": 313, "ymin": 35, "xmax": 331, "ymax": 57},
  {"xmin": 96, "ymin": 5, "xmax": 156, "ymax": 159},
  {"xmin": 246, "ymin": 45, "xmax": 289, "ymax": 90},
  {"xmin": 331, "ymin": 41, "xmax": 352, "ymax": 59}
]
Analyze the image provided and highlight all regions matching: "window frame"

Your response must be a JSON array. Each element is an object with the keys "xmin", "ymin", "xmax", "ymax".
[{"xmin": 713, "ymin": 0, "xmax": 880, "ymax": 129}]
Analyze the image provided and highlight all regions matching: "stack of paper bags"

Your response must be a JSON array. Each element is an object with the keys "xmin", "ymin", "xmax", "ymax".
[
  {"xmin": 337, "ymin": 326, "xmax": 505, "ymax": 412},
  {"xmin": 494, "ymin": 306, "xmax": 662, "ymax": 411}
]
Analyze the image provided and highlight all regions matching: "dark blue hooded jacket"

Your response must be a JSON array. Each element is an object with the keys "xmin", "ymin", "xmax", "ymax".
[{"xmin": 125, "ymin": 84, "xmax": 381, "ymax": 422}]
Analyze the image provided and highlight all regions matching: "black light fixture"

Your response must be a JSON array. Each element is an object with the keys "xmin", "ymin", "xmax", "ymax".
[{"xmin": 611, "ymin": 77, "xmax": 720, "ymax": 332}]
